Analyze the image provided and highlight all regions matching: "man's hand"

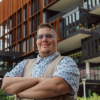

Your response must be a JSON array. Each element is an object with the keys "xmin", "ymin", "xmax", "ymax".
[{"xmin": 16, "ymin": 76, "xmax": 72, "ymax": 99}]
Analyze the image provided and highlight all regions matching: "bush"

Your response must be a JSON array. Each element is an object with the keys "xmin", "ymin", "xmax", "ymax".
[
  {"xmin": 77, "ymin": 93, "xmax": 100, "ymax": 100},
  {"xmin": 0, "ymin": 88, "xmax": 15, "ymax": 100}
]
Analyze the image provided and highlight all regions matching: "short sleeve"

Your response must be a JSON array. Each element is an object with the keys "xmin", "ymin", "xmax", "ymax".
[
  {"xmin": 53, "ymin": 57, "xmax": 80, "ymax": 94},
  {"xmin": 4, "ymin": 59, "xmax": 27, "ymax": 77}
]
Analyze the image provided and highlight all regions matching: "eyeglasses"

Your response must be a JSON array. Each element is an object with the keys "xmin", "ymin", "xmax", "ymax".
[{"xmin": 35, "ymin": 33, "xmax": 57, "ymax": 39}]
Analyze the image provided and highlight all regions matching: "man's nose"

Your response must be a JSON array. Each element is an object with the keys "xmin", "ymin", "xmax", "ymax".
[{"xmin": 42, "ymin": 35, "xmax": 47, "ymax": 40}]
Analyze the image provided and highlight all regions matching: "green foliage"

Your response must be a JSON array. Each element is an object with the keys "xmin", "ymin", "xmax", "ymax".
[
  {"xmin": 0, "ymin": 88, "xmax": 15, "ymax": 100},
  {"xmin": 77, "ymin": 93, "xmax": 100, "ymax": 100}
]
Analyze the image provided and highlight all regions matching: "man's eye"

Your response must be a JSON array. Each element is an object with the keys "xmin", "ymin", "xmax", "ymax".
[
  {"xmin": 38, "ymin": 35, "xmax": 43, "ymax": 39},
  {"xmin": 46, "ymin": 34, "xmax": 52, "ymax": 38}
]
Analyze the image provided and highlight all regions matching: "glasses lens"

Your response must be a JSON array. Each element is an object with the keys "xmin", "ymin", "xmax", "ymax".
[
  {"xmin": 46, "ymin": 34, "xmax": 53, "ymax": 38},
  {"xmin": 38, "ymin": 35, "xmax": 43, "ymax": 39}
]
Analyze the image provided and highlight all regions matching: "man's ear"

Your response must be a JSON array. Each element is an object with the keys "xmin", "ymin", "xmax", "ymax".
[{"xmin": 57, "ymin": 39, "xmax": 59, "ymax": 45}]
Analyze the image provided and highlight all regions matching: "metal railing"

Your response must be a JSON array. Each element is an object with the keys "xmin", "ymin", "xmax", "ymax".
[{"xmin": 80, "ymin": 72, "xmax": 100, "ymax": 80}]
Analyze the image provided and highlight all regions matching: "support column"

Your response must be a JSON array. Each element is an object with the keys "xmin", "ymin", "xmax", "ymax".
[{"xmin": 86, "ymin": 61, "xmax": 90, "ymax": 79}]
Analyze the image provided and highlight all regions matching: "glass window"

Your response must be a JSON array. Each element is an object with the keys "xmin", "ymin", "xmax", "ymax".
[
  {"xmin": 18, "ymin": 9, "xmax": 22, "ymax": 24},
  {"xmin": 7, "ymin": 34, "xmax": 9, "ymax": 47},
  {"xmin": 10, "ymin": 32, "xmax": 12, "ymax": 45},
  {"xmin": 23, "ymin": 40, "xmax": 26, "ymax": 54},
  {"xmin": 45, "ymin": 0, "xmax": 48, "ymax": 6},
  {"xmin": 0, "ymin": 23, "xmax": 3, "ymax": 36},
  {"xmin": 88, "ymin": 0, "xmax": 92, "ymax": 8},
  {"xmin": 29, "ymin": 2, "xmax": 31, "ymax": 17},
  {"xmin": 5, "ymin": 35, "xmax": 7, "ymax": 48},
  {"xmin": 0, "ymin": 39, "xmax": 2, "ymax": 50},
  {"xmin": 29, "ymin": 20, "xmax": 31, "ymax": 34},
  {"xmin": 32, "ymin": 36, "xmax": 34, "ymax": 51},
  {"xmin": 32, "ymin": 0, "xmax": 34, "ymax": 15},
  {"xmin": 23, "ymin": 21, "xmax": 27, "ymax": 37},
  {"xmin": 92, "ymin": 0, "xmax": 95, "ymax": 6},
  {"xmin": 23, "ymin": 5, "xmax": 27, "ymax": 21},
  {"xmin": 10, "ymin": 16, "xmax": 12, "ymax": 30},
  {"xmin": 26, "ymin": 38, "xmax": 29, "ymax": 53},
  {"xmin": 95, "ymin": 39, "xmax": 98, "ymax": 53},
  {"xmin": 32, "ymin": 17, "xmax": 34, "ymax": 32},
  {"xmin": 30, "ymin": 36, "xmax": 32, "ymax": 51},
  {"xmin": 69, "ymin": 15, "xmax": 72, "ymax": 24},
  {"xmin": 72, "ymin": 14, "xmax": 75, "ymax": 23},
  {"xmin": 96, "ymin": 0, "xmax": 99, "ymax": 5},
  {"xmin": 18, "ymin": 42, "xmax": 21, "ymax": 52},
  {"xmin": 5, "ymin": 20, "xmax": 7, "ymax": 34},
  {"xmin": 66, "ymin": 17, "xmax": 68, "ymax": 25},
  {"xmin": 76, "ymin": 11, "xmax": 79, "ymax": 21}
]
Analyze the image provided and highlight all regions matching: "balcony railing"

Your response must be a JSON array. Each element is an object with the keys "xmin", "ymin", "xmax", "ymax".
[
  {"xmin": 80, "ymin": 72, "xmax": 100, "ymax": 80},
  {"xmin": 48, "ymin": 2, "xmax": 84, "ymax": 23}
]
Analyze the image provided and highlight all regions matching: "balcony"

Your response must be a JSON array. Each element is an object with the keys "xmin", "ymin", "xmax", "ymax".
[
  {"xmin": 80, "ymin": 72, "xmax": 100, "ymax": 81},
  {"xmin": 0, "ymin": 51, "xmax": 21, "ymax": 78},
  {"xmin": 89, "ymin": 0, "xmax": 100, "ymax": 15}
]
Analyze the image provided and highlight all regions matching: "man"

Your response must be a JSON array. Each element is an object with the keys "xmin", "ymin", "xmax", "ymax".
[{"xmin": 2, "ymin": 23, "xmax": 80, "ymax": 100}]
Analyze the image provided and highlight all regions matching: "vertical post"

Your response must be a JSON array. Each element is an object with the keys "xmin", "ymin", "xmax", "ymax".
[{"xmin": 82, "ymin": 79, "xmax": 86, "ymax": 100}]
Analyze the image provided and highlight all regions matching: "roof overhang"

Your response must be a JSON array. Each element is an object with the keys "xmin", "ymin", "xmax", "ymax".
[
  {"xmin": 83, "ymin": 56, "xmax": 100, "ymax": 63},
  {"xmin": 57, "ymin": 31, "xmax": 92, "ymax": 54},
  {"xmin": 48, "ymin": 0, "xmax": 83, "ymax": 12},
  {"xmin": 89, "ymin": 5, "xmax": 100, "ymax": 15},
  {"xmin": 0, "ymin": 51, "xmax": 21, "ymax": 57}
]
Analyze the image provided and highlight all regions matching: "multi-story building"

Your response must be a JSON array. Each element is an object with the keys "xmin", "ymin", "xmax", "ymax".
[{"xmin": 0, "ymin": 0, "xmax": 100, "ymax": 97}]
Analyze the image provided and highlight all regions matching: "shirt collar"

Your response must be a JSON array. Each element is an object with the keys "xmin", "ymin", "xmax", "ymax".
[{"xmin": 36, "ymin": 51, "xmax": 59, "ymax": 64}]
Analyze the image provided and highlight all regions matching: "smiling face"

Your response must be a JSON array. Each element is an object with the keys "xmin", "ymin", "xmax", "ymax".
[{"xmin": 36, "ymin": 27, "xmax": 59, "ymax": 58}]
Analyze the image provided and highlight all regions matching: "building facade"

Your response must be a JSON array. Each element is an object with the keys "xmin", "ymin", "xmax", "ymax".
[{"xmin": 0, "ymin": 0, "xmax": 100, "ymax": 97}]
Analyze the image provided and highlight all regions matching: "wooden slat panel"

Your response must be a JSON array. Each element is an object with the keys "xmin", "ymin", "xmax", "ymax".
[
  {"xmin": 1, "ymin": 1, "xmax": 3, "ymax": 23},
  {"xmin": 0, "ymin": 2, "xmax": 1, "ymax": 23}
]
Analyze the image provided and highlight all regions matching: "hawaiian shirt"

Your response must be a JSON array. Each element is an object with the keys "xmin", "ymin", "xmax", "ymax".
[{"xmin": 4, "ymin": 52, "xmax": 80, "ymax": 94}]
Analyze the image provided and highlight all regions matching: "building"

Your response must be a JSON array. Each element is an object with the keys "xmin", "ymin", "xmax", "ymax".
[{"xmin": 0, "ymin": 0, "xmax": 100, "ymax": 97}]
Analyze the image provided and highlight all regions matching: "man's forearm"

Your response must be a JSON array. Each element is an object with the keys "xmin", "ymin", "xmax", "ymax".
[
  {"xmin": 18, "ymin": 77, "xmax": 72, "ymax": 99},
  {"xmin": 2, "ymin": 77, "xmax": 40, "ymax": 94}
]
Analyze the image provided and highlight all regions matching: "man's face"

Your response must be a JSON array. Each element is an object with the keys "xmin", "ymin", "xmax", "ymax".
[{"xmin": 36, "ymin": 28, "xmax": 59, "ymax": 58}]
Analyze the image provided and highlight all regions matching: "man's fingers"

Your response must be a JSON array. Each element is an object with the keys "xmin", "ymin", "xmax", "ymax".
[{"xmin": 16, "ymin": 75, "xmax": 20, "ymax": 77}]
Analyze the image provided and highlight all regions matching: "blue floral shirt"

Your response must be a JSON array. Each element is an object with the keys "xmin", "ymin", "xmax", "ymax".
[{"xmin": 4, "ymin": 52, "xmax": 80, "ymax": 95}]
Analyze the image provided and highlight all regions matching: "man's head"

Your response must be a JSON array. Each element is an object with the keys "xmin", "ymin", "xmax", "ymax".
[{"xmin": 36, "ymin": 23, "xmax": 59, "ymax": 58}]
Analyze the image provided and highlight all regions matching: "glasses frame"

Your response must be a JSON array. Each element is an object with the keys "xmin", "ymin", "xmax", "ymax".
[{"xmin": 35, "ymin": 33, "xmax": 57, "ymax": 40}]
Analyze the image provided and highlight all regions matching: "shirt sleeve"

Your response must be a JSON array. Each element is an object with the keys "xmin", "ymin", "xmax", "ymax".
[
  {"xmin": 4, "ymin": 59, "xmax": 27, "ymax": 77},
  {"xmin": 53, "ymin": 56, "xmax": 80, "ymax": 94}
]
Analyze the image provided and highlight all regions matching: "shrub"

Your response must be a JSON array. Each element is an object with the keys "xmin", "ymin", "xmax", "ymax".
[
  {"xmin": 77, "ymin": 93, "xmax": 100, "ymax": 100},
  {"xmin": 0, "ymin": 88, "xmax": 15, "ymax": 100}
]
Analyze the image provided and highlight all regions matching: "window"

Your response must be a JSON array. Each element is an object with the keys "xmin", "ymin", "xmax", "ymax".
[
  {"xmin": 18, "ymin": 42, "xmax": 21, "ymax": 52},
  {"xmin": 0, "ymin": 23, "xmax": 3, "ymax": 36},
  {"xmin": 5, "ymin": 35, "xmax": 7, "ymax": 48},
  {"xmin": 10, "ymin": 32, "xmax": 12, "ymax": 45},
  {"xmin": 10, "ymin": 16, "xmax": 12, "ymax": 30},
  {"xmin": 23, "ymin": 21, "xmax": 27, "ymax": 37},
  {"xmin": 4, "ymin": 20, "xmax": 7, "ymax": 34},
  {"xmin": 23, "ymin": 4, "xmax": 27, "ymax": 21},
  {"xmin": 30, "ymin": 36, "xmax": 32, "ymax": 51},
  {"xmin": 32, "ymin": 0, "xmax": 34, "ymax": 15},
  {"xmin": 26, "ymin": 38, "xmax": 29, "ymax": 53},
  {"xmin": 32, "ymin": 36, "xmax": 34, "ymax": 51},
  {"xmin": 18, "ymin": 25, "xmax": 22, "ymax": 40},
  {"xmin": 18, "ymin": 9, "xmax": 22, "ymax": 24},
  {"xmin": 23, "ymin": 40, "xmax": 26, "ymax": 54},
  {"xmin": 32, "ymin": 17, "xmax": 34, "ymax": 32},
  {"xmin": 29, "ymin": 19, "xmax": 31, "ymax": 34},
  {"xmin": 95, "ymin": 39, "xmax": 98, "ymax": 53},
  {"xmin": 0, "ymin": 39, "xmax": 3, "ymax": 50}
]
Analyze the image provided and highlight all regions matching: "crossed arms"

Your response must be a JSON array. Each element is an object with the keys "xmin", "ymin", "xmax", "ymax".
[{"xmin": 1, "ymin": 76, "xmax": 72, "ymax": 99}]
